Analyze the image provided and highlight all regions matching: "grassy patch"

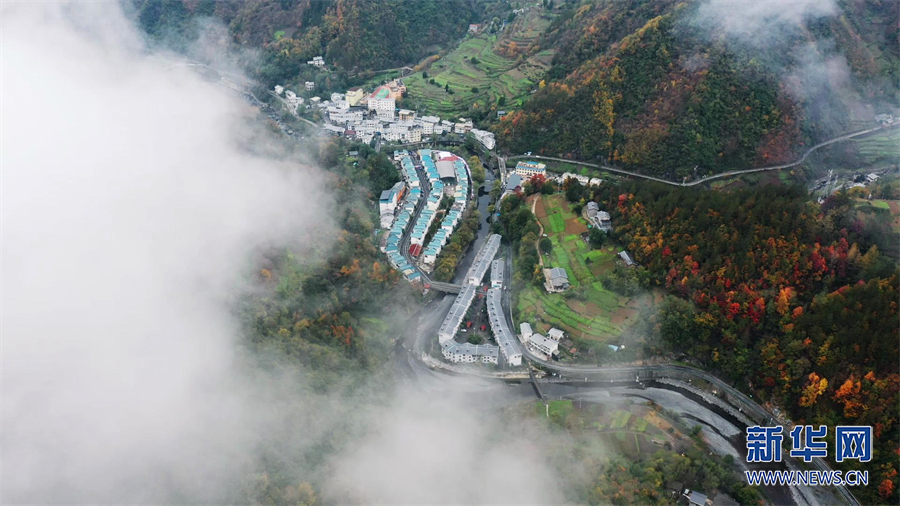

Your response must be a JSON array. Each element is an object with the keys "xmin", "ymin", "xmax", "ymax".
[{"xmin": 610, "ymin": 410, "xmax": 632, "ymax": 429}]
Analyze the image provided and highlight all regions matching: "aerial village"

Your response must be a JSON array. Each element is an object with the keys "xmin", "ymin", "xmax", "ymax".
[
  {"xmin": 273, "ymin": 66, "xmax": 497, "ymax": 149},
  {"xmin": 270, "ymin": 58, "xmax": 642, "ymax": 370}
]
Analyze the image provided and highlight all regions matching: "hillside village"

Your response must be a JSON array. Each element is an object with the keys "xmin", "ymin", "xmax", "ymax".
[{"xmin": 273, "ymin": 74, "xmax": 497, "ymax": 149}]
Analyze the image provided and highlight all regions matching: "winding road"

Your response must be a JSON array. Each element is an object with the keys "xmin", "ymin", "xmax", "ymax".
[{"xmin": 506, "ymin": 123, "xmax": 895, "ymax": 187}]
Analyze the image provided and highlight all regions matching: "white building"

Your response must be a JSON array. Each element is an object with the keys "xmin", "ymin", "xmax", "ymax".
[
  {"xmin": 441, "ymin": 341, "xmax": 498, "ymax": 364},
  {"xmin": 328, "ymin": 100, "xmax": 349, "ymax": 111},
  {"xmin": 379, "ymin": 181, "xmax": 405, "ymax": 215},
  {"xmin": 470, "ymin": 129, "xmax": 496, "ymax": 150},
  {"xmin": 330, "ymin": 109, "xmax": 364, "ymax": 125},
  {"xmin": 305, "ymin": 81, "xmax": 315, "ymax": 91},
  {"xmin": 307, "ymin": 56, "xmax": 325, "ymax": 67},
  {"xmin": 466, "ymin": 234, "xmax": 501, "ymax": 285},
  {"xmin": 330, "ymin": 92, "xmax": 345, "ymax": 102},
  {"xmin": 418, "ymin": 120, "xmax": 434, "ymax": 135},
  {"xmin": 530, "ymin": 333, "xmax": 558, "ymax": 357},
  {"xmin": 438, "ymin": 285, "xmax": 477, "ymax": 343},
  {"xmin": 274, "ymin": 85, "xmax": 284, "ymax": 95},
  {"xmin": 520, "ymin": 322, "xmax": 533, "ymax": 343},
  {"xmin": 514, "ymin": 161, "xmax": 547, "ymax": 179},
  {"xmin": 368, "ymin": 93, "xmax": 396, "ymax": 114},
  {"xmin": 282, "ymin": 90, "xmax": 303, "ymax": 114},
  {"xmin": 377, "ymin": 108, "xmax": 395, "ymax": 121},
  {"xmin": 548, "ymin": 328, "xmax": 565, "ymax": 341},
  {"xmin": 486, "ymin": 288, "xmax": 523, "ymax": 366},
  {"xmin": 490, "ymin": 259, "xmax": 504, "ymax": 288}
]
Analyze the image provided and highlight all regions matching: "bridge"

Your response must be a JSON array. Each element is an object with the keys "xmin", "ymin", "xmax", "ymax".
[{"xmin": 425, "ymin": 280, "xmax": 462, "ymax": 293}]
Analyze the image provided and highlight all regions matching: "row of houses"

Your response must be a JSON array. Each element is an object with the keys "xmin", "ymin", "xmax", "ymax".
[
  {"xmin": 467, "ymin": 234, "xmax": 501, "ymax": 285},
  {"xmin": 438, "ymin": 234, "xmax": 504, "ymax": 365},
  {"xmin": 381, "ymin": 151, "xmax": 423, "ymax": 282},
  {"xmin": 441, "ymin": 340, "xmax": 499, "ymax": 364},
  {"xmin": 438, "ymin": 284, "xmax": 477, "ymax": 344},
  {"xmin": 486, "ymin": 285, "xmax": 523, "ymax": 366},
  {"xmin": 408, "ymin": 150, "xmax": 445, "ymax": 257},
  {"xmin": 421, "ymin": 151, "xmax": 471, "ymax": 265}
]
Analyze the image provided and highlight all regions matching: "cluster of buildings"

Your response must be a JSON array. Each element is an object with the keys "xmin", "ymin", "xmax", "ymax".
[
  {"xmin": 511, "ymin": 161, "xmax": 603, "ymax": 187},
  {"xmin": 379, "ymin": 149, "xmax": 475, "ymax": 283},
  {"xmin": 307, "ymin": 56, "xmax": 325, "ymax": 67},
  {"xmin": 381, "ymin": 152, "xmax": 423, "ymax": 283},
  {"xmin": 273, "ymin": 79, "xmax": 497, "ymax": 149},
  {"xmin": 519, "ymin": 323, "xmax": 565, "ymax": 360},
  {"xmin": 874, "ymin": 113, "xmax": 894, "ymax": 125},
  {"xmin": 440, "ymin": 235, "xmax": 509, "ymax": 365},
  {"xmin": 417, "ymin": 151, "xmax": 471, "ymax": 266},
  {"xmin": 557, "ymin": 171, "xmax": 603, "ymax": 187},
  {"xmin": 584, "ymin": 201, "xmax": 612, "ymax": 231}
]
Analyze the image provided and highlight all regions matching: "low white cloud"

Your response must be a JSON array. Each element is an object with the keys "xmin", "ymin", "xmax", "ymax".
[
  {"xmin": 1, "ymin": 3, "xmax": 330, "ymax": 503},
  {"xmin": 2, "ymin": 4, "xmax": 583, "ymax": 505},
  {"xmin": 693, "ymin": 0, "xmax": 836, "ymax": 39},
  {"xmin": 324, "ymin": 386, "xmax": 569, "ymax": 505}
]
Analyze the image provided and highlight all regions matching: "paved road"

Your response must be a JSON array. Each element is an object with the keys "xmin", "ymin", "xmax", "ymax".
[{"xmin": 506, "ymin": 124, "xmax": 896, "ymax": 188}]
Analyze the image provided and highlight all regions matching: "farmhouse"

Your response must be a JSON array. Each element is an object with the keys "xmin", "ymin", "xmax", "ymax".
[{"xmin": 544, "ymin": 267, "xmax": 570, "ymax": 292}]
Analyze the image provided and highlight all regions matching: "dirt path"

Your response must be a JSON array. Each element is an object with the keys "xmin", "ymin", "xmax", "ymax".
[{"xmin": 531, "ymin": 196, "xmax": 545, "ymax": 268}]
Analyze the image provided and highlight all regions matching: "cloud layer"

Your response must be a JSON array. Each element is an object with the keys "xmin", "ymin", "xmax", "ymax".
[
  {"xmin": 1, "ymin": 5, "xmax": 574, "ymax": 505},
  {"xmin": 2, "ymin": 3, "xmax": 329, "ymax": 503}
]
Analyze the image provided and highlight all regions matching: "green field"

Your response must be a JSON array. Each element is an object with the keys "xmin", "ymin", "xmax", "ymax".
[
  {"xmin": 516, "ymin": 195, "xmax": 642, "ymax": 343},
  {"xmin": 852, "ymin": 129, "xmax": 900, "ymax": 165},
  {"xmin": 403, "ymin": 10, "xmax": 555, "ymax": 117}
]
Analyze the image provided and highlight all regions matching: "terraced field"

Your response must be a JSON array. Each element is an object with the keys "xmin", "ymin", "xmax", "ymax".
[
  {"xmin": 517, "ymin": 194, "xmax": 643, "ymax": 343},
  {"xmin": 852, "ymin": 128, "xmax": 900, "ymax": 165},
  {"xmin": 403, "ymin": 9, "xmax": 555, "ymax": 118}
]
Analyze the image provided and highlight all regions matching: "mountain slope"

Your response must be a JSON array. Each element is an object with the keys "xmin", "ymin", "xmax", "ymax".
[
  {"xmin": 496, "ymin": 0, "xmax": 899, "ymax": 178},
  {"xmin": 131, "ymin": 0, "xmax": 477, "ymax": 84}
]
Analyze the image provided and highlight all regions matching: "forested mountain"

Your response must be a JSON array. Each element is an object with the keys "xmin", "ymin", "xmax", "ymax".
[
  {"xmin": 569, "ymin": 181, "xmax": 899, "ymax": 503},
  {"xmin": 131, "ymin": 0, "xmax": 477, "ymax": 83},
  {"xmin": 496, "ymin": 0, "xmax": 899, "ymax": 178}
]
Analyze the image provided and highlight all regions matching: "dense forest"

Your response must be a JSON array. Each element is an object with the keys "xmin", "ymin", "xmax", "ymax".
[
  {"xmin": 496, "ymin": 0, "xmax": 899, "ymax": 178},
  {"xmin": 566, "ymin": 180, "xmax": 899, "ymax": 503},
  {"xmin": 130, "ymin": 0, "xmax": 477, "ymax": 85}
]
